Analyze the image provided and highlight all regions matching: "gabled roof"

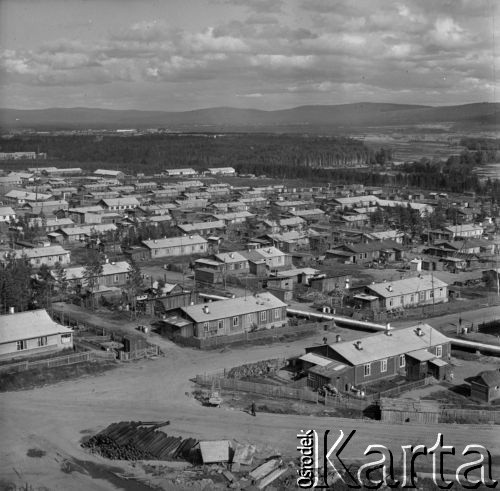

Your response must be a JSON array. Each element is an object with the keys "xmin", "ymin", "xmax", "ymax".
[
  {"xmin": 215, "ymin": 251, "xmax": 248, "ymax": 263},
  {"xmin": 317, "ymin": 323, "xmax": 449, "ymax": 366},
  {"xmin": 181, "ymin": 292, "xmax": 286, "ymax": 323},
  {"xmin": 0, "ymin": 309, "xmax": 73, "ymax": 344},
  {"xmin": 336, "ymin": 240, "xmax": 403, "ymax": 254},
  {"xmin": 367, "ymin": 275, "xmax": 448, "ymax": 298},
  {"xmin": 178, "ymin": 220, "xmax": 226, "ymax": 233},
  {"xmin": 2, "ymin": 245, "xmax": 69, "ymax": 260},
  {"xmin": 444, "ymin": 224, "xmax": 483, "ymax": 233},
  {"xmin": 99, "ymin": 197, "xmax": 140, "ymax": 207},
  {"xmin": 61, "ymin": 261, "xmax": 131, "ymax": 282},
  {"xmin": 142, "ymin": 235, "xmax": 207, "ymax": 249},
  {"xmin": 473, "ymin": 370, "xmax": 500, "ymax": 387},
  {"xmin": 0, "ymin": 206, "xmax": 15, "ymax": 216}
]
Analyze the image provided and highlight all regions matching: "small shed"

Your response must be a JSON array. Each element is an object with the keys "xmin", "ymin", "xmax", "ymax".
[
  {"xmin": 470, "ymin": 370, "xmax": 500, "ymax": 403},
  {"xmin": 380, "ymin": 398, "xmax": 440, "ymax": 424}
]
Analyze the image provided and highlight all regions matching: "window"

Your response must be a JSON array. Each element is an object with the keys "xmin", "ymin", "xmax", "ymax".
[
  {"xmin": 59, "ymin": 256, "xmax": 63, "ymax": 262},
  {"xmin": 439, "ymin": 288, "xmax": 443, "ymax": 296},
  {"xmin": 232, "ymin": 316, "xmax": 239, "ymax": 327},
  {"xmin": 260, "ymin": 311, "xmax": 266, "ymax": 322},
  {"xmin": 410, "ymin": 295, "xmax": 414, "ymax": 303},
  {"xmin": 274, "ymin": 308, "xmax": 281, "ymax": 320},
  {"xmin": 400, "ymin": 296, "xmax": 404, "ymax": 305},
  {"xmin": 17, "ymin": 340, "xmax": 27, "ymax": 351},
  {"xmin": 419, "ymin": 291, "xmax": 425, "ymax": 301},
  {"xmin": 114, "ymin": 275, "xmax": 119, "ymax": 283},
  {"xmin": 203, "ymin": 322, "xmax": 209, "ymax": 332},
  {"xmin": 399, "ymin": 354, "xmax": 406, "ymax": 368},
  {"xmin": 218, "ymin": 320, "xmax": 224, "ymax": 331},
  {"xmin": 436, "ymin": 345, "xmax": 443, "ymax": 358},
  {"xmin": 38, "ymin": 336, "xmax": 48, "ymax": 347},
  {"xmin": 381, "ymin": 359, "xmax": 387, "ymax": 373},
  {"xmin": 247, "ymin": 314, "xmax": 253, "ymax": 325},
  {"xmin": 430, "ymin": 290, "xmax": 434, "ymax": 298},
  {"xmin": 364, "ymin": 363, "xmax": 371, "ymax": 377}
]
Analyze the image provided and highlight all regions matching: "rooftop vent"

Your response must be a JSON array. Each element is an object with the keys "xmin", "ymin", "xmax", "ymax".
[
  {"xmin": 385, "ymin": 322, "xmax": 393, "ymax": 336},
  {"xmin": 355, "ymin": 340, "xmax": 363, "ymax": 350},
  {"xmin": 416, "ymin": 326, "xmax": 424, "ymax": 337},
  {"xmin": 203, "ymin": 305, "xmax": 210, "ymax": 314}
]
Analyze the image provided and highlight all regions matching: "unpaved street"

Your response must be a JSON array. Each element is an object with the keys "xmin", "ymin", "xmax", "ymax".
[{"xmin": 1, "ymin": 330, "xmax": 499, "ymax": 490}]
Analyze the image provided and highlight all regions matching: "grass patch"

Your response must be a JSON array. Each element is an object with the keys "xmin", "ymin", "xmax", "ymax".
[{"xmin": 0, "ymin": 361, "xmax": 116, "ymax": 392}]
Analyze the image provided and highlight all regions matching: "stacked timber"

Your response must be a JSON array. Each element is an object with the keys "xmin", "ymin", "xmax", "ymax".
[{"xmin": 82, "ymin": 421, "xmax": 198, "ymax": 461}]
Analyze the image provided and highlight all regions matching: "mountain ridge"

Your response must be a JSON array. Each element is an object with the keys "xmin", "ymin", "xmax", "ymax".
[{"xmin": 1, "ymin": 102, "xmax": 498, "ymax": 131}]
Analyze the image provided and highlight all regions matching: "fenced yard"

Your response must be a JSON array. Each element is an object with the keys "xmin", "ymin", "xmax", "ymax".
[
  {"xmin": 177, "ymin": 320, "xmax": 333, "ymax": 349},
  {"xmin": 194, "ymin": 372, "xmax": 500, "ymax": 423},
  {"xmin": 0, "ymin": 350, "xmax": 116, "ymax": 374}
]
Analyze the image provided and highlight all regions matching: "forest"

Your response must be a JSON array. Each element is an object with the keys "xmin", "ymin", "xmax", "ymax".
[{"xmin": 0, "ymin": 133, "xmax": 386, "ymax": 170}]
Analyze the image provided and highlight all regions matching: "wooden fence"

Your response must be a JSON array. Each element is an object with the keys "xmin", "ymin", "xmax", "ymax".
[
  {"xmin": 367, "ymin": 377, "xmax": 432, "ymax": 399},
  {"xmin": 0, "ymin": 350, "xmax": 116, "ymax": 374},
  {"xmin": 177, "ymin": 321, "xmax": 333, "ymax": 349},
  {"xmin": 439, "ymin": 407, "xmax": 500, "ymax": 424},
  {"xmin": 195, "ymin": 373, "xmax": 319, "ymax": 403}
]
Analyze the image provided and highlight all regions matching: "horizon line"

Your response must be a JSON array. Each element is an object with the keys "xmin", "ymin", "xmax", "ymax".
[{"xmin": 1, "ymin": 101, "xmax": 499, "ymax": 113}]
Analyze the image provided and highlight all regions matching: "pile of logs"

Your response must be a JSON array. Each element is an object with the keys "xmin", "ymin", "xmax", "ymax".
[{"xmin": 82, "ymin": 421, "xmax": 198, "ymax": 461}]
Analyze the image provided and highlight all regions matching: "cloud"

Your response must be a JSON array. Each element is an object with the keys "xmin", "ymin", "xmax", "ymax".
[{"xmin": 0, "ymin": 0, "xmax": 497, "ymax": 107}]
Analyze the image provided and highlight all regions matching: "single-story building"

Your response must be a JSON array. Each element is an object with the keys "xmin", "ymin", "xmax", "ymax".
[
  {"xmin": 161, "ymin": 292, "xmax": 287, "ymax": 340},
  {"xmin": 1, "ymin": 245, "xmax": 71, "ymax": 268},
  {"xmin": 470, "ymin": 370, "xmax": 500, "ymax": 403},
  {"xmin": 0, "ymin": 309, "xmax": 73, "ymax": 361},
  {"xmin": 0, "ymin": 206, "xmax": 16, "ymax": 223},
  {"xmin": 57, "ymin": 261, "xmax": 131, "ymax": 290},
  {"xmin": 305, "ymin": 323, "xmax": 451, "ymax": 391},
  {"xmin": 142, "ymin": 235, "xmax": 208, "ymax": 258},
  {"xmin": 363, "ymin": 275, "xmax": 448, "ymax": 311}
]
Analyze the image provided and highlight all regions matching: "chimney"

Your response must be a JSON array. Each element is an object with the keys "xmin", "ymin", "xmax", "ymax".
[
  {"xmin": 336, "ymin": 334, "xmax": 342, "ymax": 343},
  {"xmin": 9, "ymin": 306, "xmax": 15, "ymax": 314},
  {"xmin": 355, "ymin": 340, "xmax": 363, "ymax": 350},
  {"xmin": 416, "ymin": 327, "xmax": 424, "ymax": 337},
  {"xmin": 388, "ymin": 285, "xmax": 393, "ymax": 292},
  {"xmin": 203, "ymin": 305, "xmax": 210, "ymax": 314}
]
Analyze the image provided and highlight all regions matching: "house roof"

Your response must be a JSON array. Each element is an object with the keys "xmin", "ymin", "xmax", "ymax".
[
  {"xmin": 445, "ymin": 224, "xmax": 483, "ymax": 233},
  {"xmin": 337, "ymin": 240, "xmax": 403, "ymax": 254},
  {"xmin": 181, "ymin": 292, "xmax": 286, "ymax": 323},
  {"xmin": 2, "ymin": 245, "xmax": 69, "ymax": 260},
  {"xmin": 100, "ymin": 197, "xmax": 140, "ymax": 207},
  {"xmin": 215, "ymin": 251, "xmax": 248, "ymax": 263},
  {"xmin": 61, "ymin": 261, "xmax": 131, "ymax": 281},
  {"xmin": 474, "ymin": 370, "xmax": 500, "ymax": 387},
  {"xmin": 59, "ymin": 224, "xmax": 117, "ymax": 236},
  {"xmin": 299, "ymin": 353, "xmax": 333, "ymax": 367},
  {"xmin": 142, "ymin": 235, "xmax": 207, "ymax": 249},
  {"xmin": 94, "ymin": 169, "xmax": 123, "ymax": 176},
  {"xmin": 0, "ymin": 206, "xmax": 15, "ymax": 216},
  {"xmin": 367, "ymin": 275, "xmax": 448, "ymax": 298},
  {"xmin": 0, "ymin": 309, "xmax": 73, "ymax": 344},
  {"xmin": 319, "ymin": 323, "xmax": 449, "ymax": 366},
  {"xmin": 178, "ymin": 220, "xmax": 225, "ymax": 233},
  {"xmin": 290, "ymin": 208, "xmax": 325, "ymax": 217}
]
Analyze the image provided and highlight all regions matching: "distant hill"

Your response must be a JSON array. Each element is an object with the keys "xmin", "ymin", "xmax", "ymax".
[{"xmin": 0, "ymin": 102, "xmax": 498, "ymax": 131}]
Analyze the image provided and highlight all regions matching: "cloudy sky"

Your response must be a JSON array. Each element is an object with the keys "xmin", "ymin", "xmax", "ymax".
[{"xmin": 0, "ymin": 0, "xmax": 498, "ymax": 111}]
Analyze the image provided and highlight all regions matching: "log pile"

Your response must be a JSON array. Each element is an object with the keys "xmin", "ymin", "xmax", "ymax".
[{"xmin": 82, "ymin": 421, "xmax": 198, "ymax": 461}]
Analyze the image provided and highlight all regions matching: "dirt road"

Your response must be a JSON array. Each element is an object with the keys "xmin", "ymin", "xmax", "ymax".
[{"xmin": 1, "ymin": 330, "xmax": 499, "ymax": 490}]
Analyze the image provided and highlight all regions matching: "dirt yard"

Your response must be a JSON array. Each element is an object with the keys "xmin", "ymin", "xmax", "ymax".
[{"xmin": 2, "ymin": 303, "xmax": 500, "ymax": 489}]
